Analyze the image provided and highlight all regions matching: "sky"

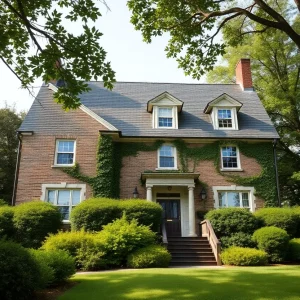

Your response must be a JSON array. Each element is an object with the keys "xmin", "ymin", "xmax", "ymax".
[{"xmin": 0, "ymin": 0, "xmax": 203, "ymax": 112}]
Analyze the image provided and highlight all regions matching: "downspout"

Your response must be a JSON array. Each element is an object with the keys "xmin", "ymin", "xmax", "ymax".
[
  {"xmin": 273, "ymin": 139, "xmax": 281, "ymax": 207},
  {"xmin": 11, "ymin": 133, "xmax": 22, "ymax": 206}
]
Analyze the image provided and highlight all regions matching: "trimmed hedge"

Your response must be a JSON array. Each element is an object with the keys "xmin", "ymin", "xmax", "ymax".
[
  {"xmin": 42, "ymin": 230, "xmax": 105, "ymax": 270},
  {"xmin": 254, "ymin": 208, "xmax": 299, "ymax": 237},
  {"xmin": 220, "ymin": 232, "xmax": 256, "ymax": 249},
  {"xmin": 98, "ymin": 215, "xmax": 157, "ymax": 266},
  {"xmin": 0, "ymin": 206, "xmax": 14, "ymax": 238},
  {"xmin": 0, "ymin": 240, "xmax": 41, "ymax": 300},
  {"xmin": 30, "ymin": 249, "xmax": 75, "ymax": 285},
  {"xmin": 288, "ymin": 238, "xmax": 300, "ymax": 261},
  {"xmin": 205, "ymin": 208, "xmax": 261, "ymax": 237},
  {"xmin": 221, "ymin": 246, "xmax": 268, "ymax": 266},
  {"xmin": 70, "ymin": 198, "xmax": 162, "ymax": 232},
  {"xmin": 127, "ymin": 245, "xmax": 171, "ymax": 268},
  {"xmin": 252, "ymin": 226, "xmax": 290, "ymax": 263},
  {"xmin": 14, "ymin": 201, "xmax": 62, "ymax": 248}
]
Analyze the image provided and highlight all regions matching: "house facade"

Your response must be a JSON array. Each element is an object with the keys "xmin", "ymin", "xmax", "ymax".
[{"xmin": 14, "ymin": 59, "xmax": 279, "ymax": 238}]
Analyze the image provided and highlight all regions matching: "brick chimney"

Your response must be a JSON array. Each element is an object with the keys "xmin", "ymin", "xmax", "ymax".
[{"xmin": 235, "ymin": 59, "xmax": 253, "ymax": 91}]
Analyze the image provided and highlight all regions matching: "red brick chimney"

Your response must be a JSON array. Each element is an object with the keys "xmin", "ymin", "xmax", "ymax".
[{"xmin": 235, "ymin": 59, "xmax": 253, "ymax": 91}]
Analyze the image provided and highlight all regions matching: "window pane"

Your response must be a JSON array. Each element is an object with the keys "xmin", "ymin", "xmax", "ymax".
[
  {"xmin": 218, "ymin": 192, "xmax": 226, "ymax": 207},
  {"xmin": 47, "ymin": 190, "xmax": 55, "ymax": 204},
  {"xmin": 159, "ymin": 117, "xmax": 173, "ymax": 127},
  {"xmin": 58, "ymin": 141, "xmax": 74, "ymax": 152},
  {"xmin": 58, "ymin": 190, "xmax": 70, "ymax": 205},
  {"xmin": 170, "ymin": 201, "xmax": 179, "ymax": 218},
  {"xmin": 160, "ymin": 157, "xmax": 174, "ymax": 168},
  {"xmin": 158, "ymin": 108, "xmax": 172, "ymax": 117},
  {"xmin": 57, "ymin": 153, "xmax": 74, "ymax": 164},
  {"xmin": 72, "ymin": 190, "xmax": 81, "ymax": 205},
  {"xmin": 218, "ymin": 110, "xmax": 233, "ymax": 128},
  {"xmin": 160, "ymin": 146, "xmax": 173, "ymax": 156},
  {"xmin": 227, "ymin": 192, "xmax": 240, "ymax": 207},
  {"xmin": 242, "ymin": 193, "xmax": 249, "ymax": 207},
  {"xmin": 222, "ymin": 146, "xmax": 238, "ymax": 168},
  {"xmin": 58, "ymin": 206, "xmax": 70, "ymax": 220}
]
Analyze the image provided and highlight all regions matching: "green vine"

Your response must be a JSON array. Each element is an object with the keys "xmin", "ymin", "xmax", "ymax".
[{"xmin": 62, "ymin": 135, "xmax": 277, "ymax": 206}]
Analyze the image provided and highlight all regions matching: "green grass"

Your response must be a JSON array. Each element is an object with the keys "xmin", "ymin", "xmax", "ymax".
[{"xmin": 59, "ymin": 266, "xmax": 300, "ymax": 300}]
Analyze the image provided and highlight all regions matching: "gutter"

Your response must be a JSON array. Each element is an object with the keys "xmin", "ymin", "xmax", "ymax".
[
  {"xmin": 273, "ymin": 139, "xmax": 281, "ymax": 206},
  {"xmin": 11, "ymin": 133, "xmax": 22, "ymax": 206}
]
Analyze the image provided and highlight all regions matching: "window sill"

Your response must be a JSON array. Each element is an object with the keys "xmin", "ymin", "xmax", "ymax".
[
  {"xmin": 51, "ymin": 164, "xmax": 75, "ymax": 168},
  {"xmin": 155, "ymin": 168, "xmax": 178, "ymax": 171},
  {"xmin": 220, "ymin": 168, "xmax": 244, "ymax": 172},
  {"xmin": 62, "ymin": 220, "xmax": 71, "ymax": 224}
]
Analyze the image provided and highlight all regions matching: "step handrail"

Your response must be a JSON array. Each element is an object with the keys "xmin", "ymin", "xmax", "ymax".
[
  {"xmin": 200, "ymin": 219, "xmax": 221, "ymax": 266},
  {"xmin": 161, "ymin": 219, "xmax": 168, "ymax": 246}
]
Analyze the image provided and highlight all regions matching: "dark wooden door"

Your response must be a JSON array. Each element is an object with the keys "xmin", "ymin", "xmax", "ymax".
[{"xmin": 157, "ymin": 199, "xmax": 181, "ymax": 236}]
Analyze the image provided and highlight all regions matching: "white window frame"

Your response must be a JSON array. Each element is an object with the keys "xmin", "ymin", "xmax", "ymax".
[
  {"xmin": 41, "ymin": 183, "xmax": 86, "ymax": 223},
  {"xmin": 157, "ymin": 145, "xmax": 177, "ymax": 170},
  {"xmin": 211, "ymin": 107, "xmax": 238, "ymax": 130},
  {"xmin": 153, "ymin": 106, "xmax": 178, "ymax": 129},
  {"xmin": 54, "ymin": 139, "xmax": 76, "ymax": 167},
  {"xmin": 212, "ymin": 185, "xmax": 255, "ymax": 212},
  {"xmin": 220, "ymin": 146, "xmax": 242, "ymax": 171}
]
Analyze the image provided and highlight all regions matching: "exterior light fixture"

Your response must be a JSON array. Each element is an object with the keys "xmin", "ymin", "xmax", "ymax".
[
  {"xmin": 133, "ymin": 187, "xmax": 139, "ymax": 199},
  {"xmin": 200, "ymin": 188, "xmax": 207, "ymax": 200}
]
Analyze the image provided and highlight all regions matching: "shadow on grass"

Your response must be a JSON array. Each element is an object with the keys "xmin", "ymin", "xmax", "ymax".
[{"xmin": 59, "ymin": 266, "xmax": 300, "ymax": 300}]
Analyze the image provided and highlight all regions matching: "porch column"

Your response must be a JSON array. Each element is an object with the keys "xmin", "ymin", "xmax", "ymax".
[
  {"xmin": 146, "ymin": 185, "xmax": 153, "ymax": 202},
  {"xmin": 188, "ymin": 185, "xmax": 197, "ymax": 237}
]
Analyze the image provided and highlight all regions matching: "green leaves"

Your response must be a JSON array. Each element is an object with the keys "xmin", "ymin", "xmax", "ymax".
[{"xmin": 1, "ymin": 0, "xmax": 115, "ymax": 109}]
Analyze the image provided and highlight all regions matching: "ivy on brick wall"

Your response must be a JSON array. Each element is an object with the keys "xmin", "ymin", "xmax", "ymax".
[{"xmin": 63, "ymin": 135, "xmax": 277, "ymax": 206}]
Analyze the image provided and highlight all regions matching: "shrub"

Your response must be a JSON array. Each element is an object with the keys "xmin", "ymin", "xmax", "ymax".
[
  {"xmin": 292, "ymin": 207, "xmax": 300, "ymax": 237},
  {"xmin": 30, "ymin": 249, "xmax": 75, "ymax": 285},
  {"xmin": 220, "ymin": 232, "xmax": 256, "ymax": 249},
  {"xmin": 288, "ymin": 238, "xmax": 300, "ymax": 261},
  {"xmin": 127, "ymin": 245, "xmax": 171, "ymax": 268},
  {"xmin": 71, "ymin": 198, "xmax": 162, "ymax": 232},
  {"xmin": 205, "ymin": 208, "xmax": 261, "ymax": 237},
  {"xmin": 0, "ymin": 199, "xmax": 8, "ymax": 206},
  {"xmin": 42, "ymin": 230, "xmax": 106, "ymax": 270},
  {"xmin": 0, "ymin": 206, "xmax": 14, "ymax": 238},
  {"xmin": 98, "ymin": 215, "xmax": 157, "ymax": 266},
  {"xmin": 221, "ymin": 246, "xmax": 268, "ymax": 266},
  {"xmin": 13, "ymin": 201, "xmax": 62, "ymax": 248},
  {"xmin": 0, "ymin": 240, "xmax": 41, "ymax": 300},
  {"xmin": 254, "ymin": 208, "xmax": 299, "ymax": 237},
  {"xmin": 252, "ymin": 226, "xmax": 290, "ymax": 263}
]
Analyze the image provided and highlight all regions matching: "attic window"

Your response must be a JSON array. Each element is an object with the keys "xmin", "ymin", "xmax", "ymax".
[
  {"xmin": 158, "ymin": 107, "xmax": 173, "ymax": 128},
  {"xmin": 218, "ymin": 109, "xmax": 233, "ymax": 128}
]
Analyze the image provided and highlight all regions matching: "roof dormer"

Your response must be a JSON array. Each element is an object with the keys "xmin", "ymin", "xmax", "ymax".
[
  {"xmin": 204, "ymin": 93, "xmax": 243, "ymax": 130},
  {"xmin": 147, "ymin": 92, "xmax": 184, "ymax": 129}
]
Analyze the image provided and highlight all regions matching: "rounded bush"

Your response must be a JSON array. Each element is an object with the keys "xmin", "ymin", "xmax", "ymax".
[
  {"xmin": 252, "ymin": 226, "xmax": 290, "ymax": 262},
  {"xmin": 30, "ymin": 249, "xmax": 75, "ymax": 285},
  {"xmin": 127, "ymin": 245, "xmax": 171, "ymax": 268},
  {"xmin": 288, "ymin": 238, "xmax": 300, "ymax": 261},
  {"xmin": 13, "ymin": 201, "xmax": 62, "ymax": 248},
  {"xmin": 221, "ymin": 246, "xmax": 268, "ymax": 266},
  {"xmin": 42, "ymin": 230, "xmax": 105, "ymax": 270},
  {"xmin": 205, "ymin": 208, "xmax": 261, "ymax": 237},
  {"xmin": 0, "ymin": 240, "xmax": 41, "ymax": 300},
  {"xmin": 221, "ymin": 232, "xmax": 256, "ymax": 249},
  {"xmin": 71, "ymin": 198, "xmax": 162, "ymax": 232},
  {"xmin": 98, "ymin": 215, "xmax": 157, "ymax": 266},
  {"xmin": 254, "ymin": 208, "xmax": 299, "ymax": 237},
  {"xmin": 0, "ymin": 206, "xmax": 14, "ymax": 238},
  {"xmin": 291, "ymin": 207, "xmax": 300, "ymax": 237}
]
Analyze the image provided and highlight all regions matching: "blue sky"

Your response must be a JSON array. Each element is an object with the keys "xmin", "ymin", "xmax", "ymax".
[{"xmin": 0, "ymin": 0, "xmax": 204, "ymax": 112}]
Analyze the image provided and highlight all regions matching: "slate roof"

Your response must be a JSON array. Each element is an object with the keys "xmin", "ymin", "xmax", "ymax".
[{"xmin": 19, "ymin": 81, "xmax": 279, "ymax": 139}]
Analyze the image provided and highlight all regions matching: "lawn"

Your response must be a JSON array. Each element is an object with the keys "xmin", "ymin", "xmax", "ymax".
[{"xmin": 58, "ymin": 266, "xmax": 300, "ymax": 300}]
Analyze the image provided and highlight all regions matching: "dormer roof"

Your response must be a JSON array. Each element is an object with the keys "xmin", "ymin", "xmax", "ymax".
[
  {"xmin": 147, "ymin": 91, "xmax": 184, "ymax": 113},
  {"xmin": 204, "ymin": 93, "xmax": 243, "ymax": 114}
]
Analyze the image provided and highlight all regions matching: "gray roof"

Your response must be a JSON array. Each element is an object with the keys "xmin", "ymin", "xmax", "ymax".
[{"xmin": 19, "ymin": 81, "xmax": 279, "ymax": 139}]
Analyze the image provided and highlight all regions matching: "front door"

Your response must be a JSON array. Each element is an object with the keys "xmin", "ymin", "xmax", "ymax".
[{"xmin": 157, "ymin": 199, "xmax": 181, "ymax": 236}]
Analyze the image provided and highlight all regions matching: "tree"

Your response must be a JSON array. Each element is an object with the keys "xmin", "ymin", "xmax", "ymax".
[
  {"xmin": 127, "ymin": 0, "xmax": 300, "ymax": 79},
  {"xmin": 0, "ymin": 106, "xmax": 24, "ymax": 204},
  {"xmin": 206, "ymin": 25, "xmax": 300, "ymax": 204},
  {"xmin": 0, "ymin": 0, "xmax": 115, "ymax": 109}
]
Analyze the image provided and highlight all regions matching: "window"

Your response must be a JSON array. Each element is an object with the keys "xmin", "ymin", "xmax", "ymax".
[
  {"xmin": 158, "ymin": 145, "xmax": 177, "ymax": 169},
  {"xmin": 218, "ymin": 191, "xmax": 250, "ymax": 210},
  {"xmin": 212, "ymin": 186, "xmax": 255, "ymax": 212},
  {"xmin": 158, "ymin": 107, "xmax": 173, "ymax": 128},
  {"xmin": 221, "ymin": 146, "xmax": 240, "ymax": 169},
  {"xmin": 55, "ymin": 140, "xmax": 75, "ymax": 166},
  {"xmin": 218, "ymin": 109, "xmax": 232, "ymax": 128},
  {"xmin": 41, "ymin": 183, "xmax": 86, "ymax": 222}
]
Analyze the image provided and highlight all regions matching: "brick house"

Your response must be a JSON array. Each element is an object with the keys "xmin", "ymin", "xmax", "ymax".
[{"xmin": 14, "ymin": 59, "xmax": 279, "ymax": 239}]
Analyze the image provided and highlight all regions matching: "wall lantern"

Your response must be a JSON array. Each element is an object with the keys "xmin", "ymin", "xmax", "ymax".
[
  {"xmin": 133, "ymin": 187, "xmax": 139, "ymax": 199},
  {"xmin": 199, "ymin": 188, "xmax": 207, "ymax": 200}
]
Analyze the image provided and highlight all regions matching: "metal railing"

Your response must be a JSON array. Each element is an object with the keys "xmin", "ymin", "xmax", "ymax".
[{"xmin": 200, "ymin": 219, "xmax": 221, "ymax": 266}]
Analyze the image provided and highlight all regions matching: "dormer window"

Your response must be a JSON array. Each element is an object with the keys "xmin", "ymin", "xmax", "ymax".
[
  {"xmin": 147, "ymin": 92, "xmax": 183, "ymax": 129},
  {"xmin": 204, "ymin": 93, "xmax": 242, "ymax": 131}
]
